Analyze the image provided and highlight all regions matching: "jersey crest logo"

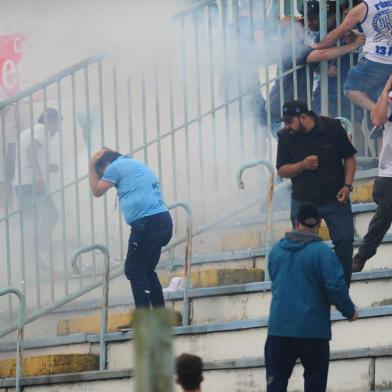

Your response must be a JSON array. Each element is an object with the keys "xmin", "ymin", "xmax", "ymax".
[{"xmin": 373, "ymin": 9, "xmax": 392, "ymax": 46}]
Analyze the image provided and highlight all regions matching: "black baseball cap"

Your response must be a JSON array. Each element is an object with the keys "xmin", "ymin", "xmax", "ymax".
[
  {"xmin": 277, "ymin": 100, "xmax": 315, "ymax": 122},
  {"xmin": 296, "ymin": 203, "xmax": 321, "ymax": 228}
]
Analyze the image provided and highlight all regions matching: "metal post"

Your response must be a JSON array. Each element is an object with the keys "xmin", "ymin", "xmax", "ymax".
[
  {"xmin": 84, "ymin": 65, "xmax": 98, "ymax": 278},
  {"xmin": 0, "ymin": 287, "xmax": 25, "ymax": 392},
  {"xmin": 192, "ymin": 11, "xmax": 206, "ymax": 220},
  {"xmin": 98, "ymin": 60, "xmax": 110, "ymax": 250},
  {"xmin": 112, "ymin": 66, "xmax": 124, "ymax": 261},
  {"xmin": 71, "ymin": 72, "xmax": 83, "ymax": 290},
  {"xmin": 233, "ymin": 0, "xmax": 245, "ymax": 162},
  {"xmin": 71, "ymin": 244, "xmax": 110, "ymax": 370},
  {"xmin": 206, "ymin": 4, "xmax": 219, "ymax": 209},
  {"xmin": 57, "ymin": 80, "xmax": 69, "ymax": 294},
  {"xmin": 180, "ymin": 17, "xmax": 192, "ymax": 203},
  {"xmin": 134, "ymin": 308, "xmax": 173, "ymax": 392},
  {"xmin": 154, "ymin": 65, "xmax": 163, "ymax": 181},
  {"xmin": 290, "ymin": 0, "xmax": 298, "ymax": 99},
  {"xmin": 262, "ymin": 0, "xmax": 273, "ymax": 162},
  {"xmin": 0, "ymin": 107, "xmax": 13, "ymax": 317},
  {"xmin": 236, "ymin": 160, "xmax": 275, "ymax": 280},
  {"xmin": 42, "ymin": 88, "xmax": 55, "ymax": 301},
  {"xmin": 319, "ymin": 0, "xmax": 329, "ymax": 115},
  {"xmin": 28, "ymin": 95, "xmax": 41, "ymax": 307},
  {"xmin": 13, "ymin": 102, "xmax": 27, "ymax": 297},
  {"xmin": 167, "ymin": 202, "xmax": 193, "ymax": 326},
  {"xmin": 127, "ymin": 76, "xmax": 135, "ymax": 156}
]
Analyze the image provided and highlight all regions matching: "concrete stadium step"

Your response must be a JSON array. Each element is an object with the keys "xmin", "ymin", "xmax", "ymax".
[
  {"xmin": 1, "ymin": 308, "xmax": 391, "ymax": 391},
  {"xmin": 2, "ymin": 305, "xmax": 391, "ymax": 365},
  {"xmin": 0, "ymin": 353, "xmax": 98, "ymax": 378},
  {"xmin": 1, "ymin": 347, "xmax": 392, "ymax": 391},
  {"xmin": 7, "ymin": 264, "xmax": 392, "ymax": 343},
  {"xmin": 57, "ymin": 309, "xmax": 182, "ymax": 335},
  {"xmin": 174, "ymin": 270, "xmax": 392, "ymax": 324},
  {"xmin": 168, "ymin": 233, "xmax": 392, "ymax": 273},
  {"xmin": 53, "ymin": 270, "xmax": 392, "ymax": 334},
  {"xmin": 105, "ymin": 306, "xmax": 392, "ymax": 369}
]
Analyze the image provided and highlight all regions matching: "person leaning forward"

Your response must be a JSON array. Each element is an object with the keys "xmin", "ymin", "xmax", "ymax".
[
  {"xmin": 265, "ymin": 204, "xmax": 358, "ymax": 392},
  {"xmin": 276, "ymin": 100, "xmax": 357, "ymax": 286}
]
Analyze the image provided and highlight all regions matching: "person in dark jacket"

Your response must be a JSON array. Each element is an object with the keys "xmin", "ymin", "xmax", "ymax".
[
  {"xmin": 265, "ymin": 203, "xmax": 358, "ymax": 392},
  {"xmin": 276, "ymin": 100, "xmax": 357, "ymax": 286}
]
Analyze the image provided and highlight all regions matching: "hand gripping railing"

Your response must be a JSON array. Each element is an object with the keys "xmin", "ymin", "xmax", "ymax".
[
  {"xmin": 0, "ymin": 287, "xmax": 25, "ymax": 392},
  {"xmin": 71, "ymin": 244, "xmax": 109, "ymax": 370},
  {"xmin": 167, "ymin": 202, "xmax": 193, "ymax": 326},
  {"xmin": 236, "ymin": 160, "xmax": 275, "ymax": 281}
]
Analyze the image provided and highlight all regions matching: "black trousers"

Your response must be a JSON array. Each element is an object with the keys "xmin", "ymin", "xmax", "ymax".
[
  {"xmin": 358, "ymin": 177, "xmax": 392, "ymax": 260},
  {"xmin": 124, "ymin": 211, "xmax": 173, "ymax": 308},
  {"xmin": 264, "ymin": 335, "xmax": 330, "ymax": 392}
]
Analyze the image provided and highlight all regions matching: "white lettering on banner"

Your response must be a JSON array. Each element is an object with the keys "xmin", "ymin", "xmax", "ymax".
[{"xmin": 2, "ymin": 60, "xmax": 17, "ymax": 90}]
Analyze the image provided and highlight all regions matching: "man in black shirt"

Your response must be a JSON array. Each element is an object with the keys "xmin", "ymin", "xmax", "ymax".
[{"xmin": 276, "ymin": 100, "xmax": 357, "ymax": 286}]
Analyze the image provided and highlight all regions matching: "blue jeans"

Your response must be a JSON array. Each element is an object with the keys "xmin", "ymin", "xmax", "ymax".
[
  {"xmin": 290, "ymin": 199, "xmax": 354, "ymax": 286},
  {"xmin": 343, "ymin": 58, "xmax": 391, "ymax": 96},
  {"xmin": 124, "ymin": 211, "xmax": 173, "ymax": 308},
  {"xmin": 265, "ymin": 335, "xmax": 330, "ymax": 392}
]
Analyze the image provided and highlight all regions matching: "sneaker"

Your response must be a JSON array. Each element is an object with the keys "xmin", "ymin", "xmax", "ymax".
[
  {"xmin": 370, "ymin": 125, "xmax": 384, "ymax": 140},
  {"xmin": 352, "ymin": 253, "xmax": 367, "ymax": 273}
]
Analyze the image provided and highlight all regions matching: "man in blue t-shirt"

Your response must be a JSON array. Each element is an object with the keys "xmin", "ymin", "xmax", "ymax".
[{"xmin": 88, "ymin": 148, "xmax": 172, "ymax": 309}]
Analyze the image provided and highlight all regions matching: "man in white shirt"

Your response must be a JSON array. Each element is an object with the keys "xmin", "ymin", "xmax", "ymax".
[
  {"xmin": 312, "ymin": 0, "xmax": 392, "ymax": 137},
  {"xmin": 15, "ymin": 108, "xmax": 61, "ymax": 259},
  {"xmin": 353, "ymin": 74, "xmax": 392, "ymax": 272}
]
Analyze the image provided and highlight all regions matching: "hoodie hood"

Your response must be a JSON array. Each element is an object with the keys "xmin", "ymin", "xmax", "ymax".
[{"xmin": 279, "ymin": 231, "xmax": 322, "ymax": 251}]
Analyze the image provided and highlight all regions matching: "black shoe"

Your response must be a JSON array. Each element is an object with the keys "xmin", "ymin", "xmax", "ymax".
[
  {"xmin": 352, "ymin": 253, "xmax": 367, "ymax": 273},
  {"xmin": 370, "ymin": 125, "xmax": 384, "ymax": 140}
]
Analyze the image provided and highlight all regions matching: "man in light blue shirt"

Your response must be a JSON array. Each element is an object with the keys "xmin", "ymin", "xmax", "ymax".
[{"xmin": 89, "ymin": 148, "xmax": 172, "ymax": 309}]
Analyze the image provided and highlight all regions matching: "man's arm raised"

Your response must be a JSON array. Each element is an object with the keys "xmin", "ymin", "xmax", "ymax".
[{"xmin": 311, "ymin": 3, "xmax": 366, "ymax": 49}]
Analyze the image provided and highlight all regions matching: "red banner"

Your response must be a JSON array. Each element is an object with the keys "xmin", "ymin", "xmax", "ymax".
[{"xmin": 0, "ymin": 33, "xmax": 25, "ymax": 97}]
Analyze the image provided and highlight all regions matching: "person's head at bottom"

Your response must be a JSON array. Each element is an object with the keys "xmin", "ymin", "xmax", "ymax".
[
  {"xmin": 176, "ymin": 353, "xmax": 203, "ymax": 392},
  {"xmin": 295, "ymin": 203, "xmax": 321, "ymax": 234}
]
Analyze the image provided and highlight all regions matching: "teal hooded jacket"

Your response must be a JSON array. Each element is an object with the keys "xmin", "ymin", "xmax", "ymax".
[{"xmin": 267, "ymin": 231, "xmax": 356, "ymax": 340}]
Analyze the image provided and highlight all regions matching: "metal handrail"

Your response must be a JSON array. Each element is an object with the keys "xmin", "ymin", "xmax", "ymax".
[
  {"xmin": 336, "ymin": 116, "xmax": 353, "ymax": 137},
  {"xmin": 0, "ymin": 288, "xmax": 25, "ymax": 392},
  {"xmin": 71, "ymin": 244, "xmax": 109, "ymax": 370},
  {"xmin": 167, "ymin": 202, "xmax": 193, "ymax": 326},
  {"xmin": 237, "ymin": 160, "xmax": 275, "ymax": 281},
  {"xmin": 0, "ymin": 180, "xmax": 291, "ymax": 341},
  {"xmin": 0, "ymin": 54, "xmax": 104, "ymax": 110}
]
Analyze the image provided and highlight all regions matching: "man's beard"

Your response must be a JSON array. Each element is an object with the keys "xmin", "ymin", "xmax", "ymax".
[
  {"xmin": 296, "ymin": 122, "xmax": 307, "ymax": 134},
  {"xmin": 289, "ymin": 122, "xmax": 307, "ymax": 135}
]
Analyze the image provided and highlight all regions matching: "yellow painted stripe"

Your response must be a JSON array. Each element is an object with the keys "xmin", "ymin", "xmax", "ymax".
[
  {"xmin": 57, "ymin": 310, "xmax": 182, "ymax": 336},
  {"xmin": 160, "ymin": 268, "xmax": 263, "ymax": 288},
  {"xmin": 0, "ymin": 354, "xmax": 98, "ymax": 378}
]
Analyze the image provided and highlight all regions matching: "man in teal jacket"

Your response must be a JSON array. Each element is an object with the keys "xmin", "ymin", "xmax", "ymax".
[{"xmin": 265, "ymin": 204, "xmax": 358, "ymax": 392}]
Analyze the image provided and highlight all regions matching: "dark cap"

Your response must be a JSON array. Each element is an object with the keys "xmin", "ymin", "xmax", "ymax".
[
  {"xmin": 296, "ymin": 203, "xmax": 321, "ymax": 228},
  {"xmin": 277, "ymin": 100, "xmax": 315, "ymax": 122},
  {"xmin": 299, "ymin": 1, "xmax": 336, "ymax": 17}
]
